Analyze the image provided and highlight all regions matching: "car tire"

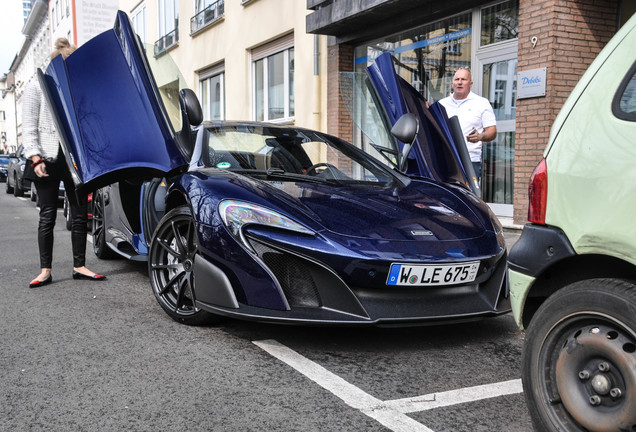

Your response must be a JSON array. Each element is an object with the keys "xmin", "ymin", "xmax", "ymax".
[
  {"xmin": 522, "ymin": 278, "xmax": 636, "ymax": 431},
  {"xmin": 5, "ymin": 176, "xmax": 13, "ymax": 194},
  {"xmin": 92, "ymin": 189, "xmax": 115, "ymax": 259},
  {"xmin": 30, "ymin": 183, "xmax": 37, "ymax": 202},
  {"xmin": 13, "ymin": 174, "xmax": 23, "ymax": 197},
  {"xmin": 148, "ymin": 206, "xmax": 219, "ymax": 326}
]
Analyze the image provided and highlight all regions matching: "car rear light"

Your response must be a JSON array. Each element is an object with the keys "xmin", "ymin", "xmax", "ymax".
[{"xmin": 528, "ymin": 158, "xmax": 548, "ymax": 225}]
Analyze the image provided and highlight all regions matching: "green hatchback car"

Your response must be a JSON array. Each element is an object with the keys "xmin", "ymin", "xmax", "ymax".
[{"xmin": 508, "ymin": 13, "xmax": 636, "ymax": 432}]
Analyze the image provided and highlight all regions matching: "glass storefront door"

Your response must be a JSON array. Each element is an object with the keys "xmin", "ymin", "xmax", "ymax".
[{"xmin": 476, "ymin": 45, "xmax": 517, "ymax": 217}]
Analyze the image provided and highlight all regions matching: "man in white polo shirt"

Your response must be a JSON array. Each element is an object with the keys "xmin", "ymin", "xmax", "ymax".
[{"xmin": 439, "ymin": 68, "xmax": 497, "ymax": 184}]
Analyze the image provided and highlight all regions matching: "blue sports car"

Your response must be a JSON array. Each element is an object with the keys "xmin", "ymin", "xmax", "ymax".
[{"xmin": 38, "ymin": 11, "xmax": 509, "ymax": 326}]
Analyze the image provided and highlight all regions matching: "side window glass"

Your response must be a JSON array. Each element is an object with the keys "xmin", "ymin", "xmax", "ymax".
[
  {"xmin": 613, "ymin": 62, "xmax": 636, "ymax": 121},
  {"xmin": 619, "ymin": 73, "xmax": 636, "ymax": 115}
]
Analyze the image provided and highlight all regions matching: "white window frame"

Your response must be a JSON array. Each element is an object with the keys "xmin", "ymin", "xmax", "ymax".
[
  {"xmin": 131, "ymin": 2, "xmax": 147, "ymax": 44},
  {"xmin": 198, "ymin": 63, "xmax": 225, "ymax": 121},
  {"xmin": 158, "ymin": 0, "xmax": 179, "ymax": 37},
  {"xmin": 250, "ymin": 33, "xmax": 294, "ymax": 123}
]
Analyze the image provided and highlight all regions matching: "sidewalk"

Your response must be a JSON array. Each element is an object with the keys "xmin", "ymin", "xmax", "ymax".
[{"xmin": 499, "ymin": 216, "xmax": 523, "ymax": 250}]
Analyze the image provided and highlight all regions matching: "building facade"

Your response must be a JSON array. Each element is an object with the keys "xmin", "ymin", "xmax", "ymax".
[
  {"xmin": 3, "ymin": 0, "xmax": 635, "ymax": 226},
  {"xmin": 307, "ymin": 0, "xmax": 635, "ymax": 224},
  {"xmin": 119, "ymin": 0, "xmax": 329, "ymax": 132},
  {"xmin": 4, "ymin": 0, "xmax": 119, "ymax": 154}
]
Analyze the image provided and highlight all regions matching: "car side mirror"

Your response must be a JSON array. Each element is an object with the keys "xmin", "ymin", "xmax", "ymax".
[
  {"xmin": 180, "ymin": 88, "xmax": 203, "ymax": 127},
  {"xmin": 391, "ymin": 113, "xmax": 419, "ymax": 172},
  {"xmin": 175, "ymin": 89, "xmax": 204, "ymax": 162}
]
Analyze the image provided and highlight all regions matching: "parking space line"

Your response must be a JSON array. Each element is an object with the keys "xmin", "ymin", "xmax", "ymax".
[
  {"xmin": 254, "ymin": 339, "xmax": 434, "ymax": 432},
  {"xmin": 383, "ymin": 379, "xmax": 522, "ymax": 413},
  {"xmin": 254, "ymin": 339, "xmax": 523, "ymax": 432}
]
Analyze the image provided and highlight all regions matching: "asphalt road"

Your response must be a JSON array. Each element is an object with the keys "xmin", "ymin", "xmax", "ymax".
[{"xmin": 0, "ymin": 190, "xmax": 533, "ymax": 431}]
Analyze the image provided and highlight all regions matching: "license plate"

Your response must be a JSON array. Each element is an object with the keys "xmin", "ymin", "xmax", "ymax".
[{"xmin": 386, "ymin": 262, "xmax": 479, "ymax": 286}]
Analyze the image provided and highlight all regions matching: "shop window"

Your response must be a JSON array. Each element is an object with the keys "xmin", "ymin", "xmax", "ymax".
[
  {"xmin": 252, "ymin": 35, "xmax": 294, "ymax": 122},
  {"xmin": 480, "ymin": 0, "xmax": 519, "ymax": 46},
  {"xmin": 354, "ymin": 12, "xmax": 472, "ymax": 103},
  {"xmin": 199, "ymin": 65, "xmax": 225, "ymax": 121}
]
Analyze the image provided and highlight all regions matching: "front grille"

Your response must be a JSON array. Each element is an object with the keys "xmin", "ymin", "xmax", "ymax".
[{"xmin": 249, "ymin": 240, "xmax": 322, "ymax": 308}]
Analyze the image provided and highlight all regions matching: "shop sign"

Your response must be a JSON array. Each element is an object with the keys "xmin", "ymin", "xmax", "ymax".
[{"xmin": 517, "ymin": 67, "xmax": 547, "ymax": 99}]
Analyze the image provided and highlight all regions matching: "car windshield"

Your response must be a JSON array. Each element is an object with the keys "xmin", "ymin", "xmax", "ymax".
[
  {"xmin": 202, "ymin": 125, "xmax": 398, "ymax": 185},
  {"xmin": 0, "ymin": 156, "xmax": 10, "ymax": 164}
]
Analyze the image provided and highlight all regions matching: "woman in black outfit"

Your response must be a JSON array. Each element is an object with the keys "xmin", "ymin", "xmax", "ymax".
[{"xmin": 23, "ymin": 38, "xmax": 106, "ymax": 288}]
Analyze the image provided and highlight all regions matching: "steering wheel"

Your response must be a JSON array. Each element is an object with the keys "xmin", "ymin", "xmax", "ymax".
[{"xmin": 305, "ymin": 163, "xmax": 338, "ymax": 176}]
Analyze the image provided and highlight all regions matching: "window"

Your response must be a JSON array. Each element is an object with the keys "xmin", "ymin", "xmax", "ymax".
[
  {"xmin": 620, "ymin": 74, "xmax": 636, "ymax": 115},
  {"xmin": 480, "ymin": 0, "xmax": 519, "ymax": 46},
  {"xmin": 155, "ymin": 0, "xmax": 179, "ymax": 56},
  {"xmin": 199, "ymin": 64, "xmax": 225, "ymax": 121},
  {"xmin": 252, "ymin": 34, "xmax": 294, "ymax": 122},
  {"xmin": 353, "ymin": 1, "xmax": 519, "ymax": 213},
  {"xmin": 354, "ymin": 12, "xmax": 472, "ymax": 102},
  {"xmin": 131, "ymin": 2, "xmax": 147, "ymax": 44},
  {"xmin": 191, "ymin": 0, "xmax": 224, "ymax": 34},
  {"xmin": 613, "ymin": 62, "xmax": 636, "ymax": 121}
]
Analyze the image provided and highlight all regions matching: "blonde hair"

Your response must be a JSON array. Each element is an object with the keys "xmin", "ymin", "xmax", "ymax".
[{"xmin": 51, "ymin": 38, "xmax": 77, "ymax": 60}]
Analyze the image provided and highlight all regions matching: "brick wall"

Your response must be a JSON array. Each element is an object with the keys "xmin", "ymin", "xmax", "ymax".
[
  {"xmin": 513, "ymin": 0, "xmax": 618, "ymax": 224},
  {"xmin": 327, "ymin": 43, "xmax": 353, "ymax": 142}
]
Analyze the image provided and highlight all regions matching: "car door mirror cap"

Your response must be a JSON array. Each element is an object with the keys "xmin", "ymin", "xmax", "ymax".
[
  {"xmin": 391, "ymin": 113, "xmax": 419, "ymax": 172},
  {"xmin": 180, "ymin": 89, "xmax": 203, "ymax": 127}
]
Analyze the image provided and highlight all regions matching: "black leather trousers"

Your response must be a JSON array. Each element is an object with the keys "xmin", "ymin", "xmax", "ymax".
[{"xmin": 34, "ymin": 151, "xmax": 88, "ymax": 269}]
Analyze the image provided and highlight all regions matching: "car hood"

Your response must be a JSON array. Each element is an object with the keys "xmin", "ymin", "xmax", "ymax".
[
  {"xmin": 38, "ymin": 11, "xmax": 188, "ymax": 193},
  {"xmin": 189, "ymin": 169, "xmax": 488, "ymax": 242},
  {"xmin": 291, "ymin": 182, "xmax": 485, "ymax": 242}
]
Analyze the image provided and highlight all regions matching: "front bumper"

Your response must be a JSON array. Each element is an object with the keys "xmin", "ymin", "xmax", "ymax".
[{"xmin": 193, "ymin": 238, "xmax": 511, "ymax": 326}]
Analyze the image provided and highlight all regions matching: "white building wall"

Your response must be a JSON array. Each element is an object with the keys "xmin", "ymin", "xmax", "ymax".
[{"xmin": 119, "ymin": 0, "xmax": 329, "ymax": 132}]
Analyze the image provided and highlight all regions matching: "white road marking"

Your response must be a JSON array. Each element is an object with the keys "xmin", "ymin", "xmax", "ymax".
[
  {"xmin": 383, "ymin": 379, "xmax": 523, "ymax": 413},
  {"xmin": 254, "ymin": 339, "xmax": 523, "ymax": 432}
]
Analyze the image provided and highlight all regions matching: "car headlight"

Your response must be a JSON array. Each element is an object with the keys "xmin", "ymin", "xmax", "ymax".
[
  {"xmin": 20, "ymin": 164, "xmax": 25, "ymax": 172},
  {"xmin": 219, "ymin": 200, "xmax": 314, "ymax": 249}
]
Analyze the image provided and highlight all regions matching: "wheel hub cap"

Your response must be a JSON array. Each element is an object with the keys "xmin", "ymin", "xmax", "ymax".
[{"xmin": 554, "ymin": 323, "xmax": 636, "ymax": 431}]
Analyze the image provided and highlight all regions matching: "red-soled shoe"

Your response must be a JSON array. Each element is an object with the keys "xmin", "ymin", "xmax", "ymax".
[
  {"xmin": 29, "ymin": 275, "xmax": 52, "ymax": 288},
  {"xmin": 72, "ymin": 271, "xmax": 106, "ymax": 281}
]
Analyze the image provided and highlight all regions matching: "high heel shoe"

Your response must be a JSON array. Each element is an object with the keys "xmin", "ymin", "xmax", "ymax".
[
  {"xmin": 29, "ymin": 275, "xmax": 53, "ymax": 288},
  {"xmin": 72, "ymin": 271, "xmax": 106, "ymax": 281}
]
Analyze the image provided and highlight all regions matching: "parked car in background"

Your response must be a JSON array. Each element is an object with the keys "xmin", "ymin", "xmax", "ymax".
[
  {"xmin": 63, "ymin": 191, "xmax": 93, "ymax": 230},
  {"xmin": 0, "ymin": 155, "xmax": 10, "ymax": 182},
  {"xmin": 5, "ymin": 146, "xmax": 31, "ymax": 197},
  {"xmin": 508, "ymin": 13, "xmax": 636, "ymax": 432}
]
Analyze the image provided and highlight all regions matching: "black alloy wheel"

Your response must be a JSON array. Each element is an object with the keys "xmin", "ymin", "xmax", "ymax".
[
  {"xmin": 148, "ymin": 206, "xmax": 217, "ymax": 326},
  {"xmin": 92, "ymin": 189, "xmax": 115, "ymax": 259},
  {"xmin": 522, "ymin": 279, "xmax": 636, "ymax": 431}
]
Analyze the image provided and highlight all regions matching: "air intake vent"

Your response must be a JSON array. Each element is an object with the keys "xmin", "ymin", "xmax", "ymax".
[{"xmin": 250, "ymin": 240, "xmax": 322, "ymax": 308}]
